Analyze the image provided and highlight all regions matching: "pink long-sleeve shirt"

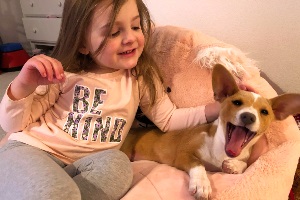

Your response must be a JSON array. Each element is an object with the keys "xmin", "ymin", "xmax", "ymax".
[{"xmin": 0, "ymin": 69, "xmax": 206, "ymax": 164}]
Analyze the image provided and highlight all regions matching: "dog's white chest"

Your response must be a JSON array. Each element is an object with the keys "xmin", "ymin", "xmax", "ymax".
[{"xmin": 198, "ymin": 123, "xmax": 227, "ymax": 171}]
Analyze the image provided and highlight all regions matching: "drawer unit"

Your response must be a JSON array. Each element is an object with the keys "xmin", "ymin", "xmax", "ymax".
[
  {"xmin": 23, "ymin": 18, "xmax": 61, "ymax": 43},
  {"xmin": 20, "ymin": 0, "xmax": 64, "ymax": 17},
  {"xmin": 20, "ymin": 0, "xmax": 64, "ymax": 54}
]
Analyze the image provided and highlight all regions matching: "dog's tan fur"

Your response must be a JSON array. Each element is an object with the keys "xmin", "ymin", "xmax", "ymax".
[{"xmin": 121, "ymin": 64, "xmax": 300, "ymax": 199}]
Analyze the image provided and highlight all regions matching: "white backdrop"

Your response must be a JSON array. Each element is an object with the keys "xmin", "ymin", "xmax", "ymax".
[
  {"xmin": 0, "ymin": 0, "xmax": 299, "ymax": 93},
  {"xmin": 144, "ymin": 0, "xmax": 300, "ymax": 93}
]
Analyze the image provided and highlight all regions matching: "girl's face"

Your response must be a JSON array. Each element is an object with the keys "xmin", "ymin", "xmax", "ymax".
[{"xmin": 81, "ymin": 0, "xmax": 145, "ymax": 73}]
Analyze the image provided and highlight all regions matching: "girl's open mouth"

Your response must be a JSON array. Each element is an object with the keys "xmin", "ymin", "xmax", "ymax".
[{"xmin": 119, "ymin": 49, "xmax": 136, "ymax": 55}]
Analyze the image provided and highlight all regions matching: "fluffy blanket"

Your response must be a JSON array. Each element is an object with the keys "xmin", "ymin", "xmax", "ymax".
[{"xmin": 121, "ymin": 26, "xmax": 300, "ymax": 200}]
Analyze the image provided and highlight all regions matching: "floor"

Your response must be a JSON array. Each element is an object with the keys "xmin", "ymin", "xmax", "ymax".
[{"xmin": 0, "ymin": 70, "xmax": 19, "ymax": 140}]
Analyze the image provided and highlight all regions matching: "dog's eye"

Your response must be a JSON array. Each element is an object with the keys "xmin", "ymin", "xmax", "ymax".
[
  {"xmin": 261, "ymin": 109, "xmax": 269, "ymax": 115},
  {"xmin": 232, "ymin": 100, "xmax": 242, "ymax": 106}
]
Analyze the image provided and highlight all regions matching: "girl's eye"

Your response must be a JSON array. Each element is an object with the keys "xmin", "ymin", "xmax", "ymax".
[
  {"xmin": 111, "ymin": 31, "xmax": 120, "ymax": 37},
  {"xmin": 132, "ymin": 26, "xmax": 141, "ymax": 30}
]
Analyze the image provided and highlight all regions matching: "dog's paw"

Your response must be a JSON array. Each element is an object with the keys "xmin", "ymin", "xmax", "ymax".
[
  {"xmin": 222, "ymin": 159, "xmax": 247, "ymax": 174},
  {"xmin": 189, "ymin": 166, "xmax": 212, "ymax": 199}
]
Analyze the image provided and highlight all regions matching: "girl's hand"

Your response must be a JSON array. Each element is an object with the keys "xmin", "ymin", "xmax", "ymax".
[
  {"xmin": 8, "ymin": 54, "xmax": 65, "ymax": 100},
  {"xmin": 205, "ymin": 101, "xmax": 221, "ymax": 123},
  {"xmin": 17, "ymin": 54, "xmax": 65, "ymax": 86},
  {"xmin": 238, "ymin": 83, "xmax": 258, "ymax": 93}
]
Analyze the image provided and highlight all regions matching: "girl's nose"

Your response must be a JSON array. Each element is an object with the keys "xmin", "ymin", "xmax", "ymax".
[{"xmin": 122, "ymin": 30, "xmax": 135, "ymax": 44}]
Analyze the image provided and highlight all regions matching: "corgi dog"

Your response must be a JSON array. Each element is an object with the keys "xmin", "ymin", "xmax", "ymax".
[{"xmin": 121, "ymin": 64, "xmax": 300, "ymax": 199}]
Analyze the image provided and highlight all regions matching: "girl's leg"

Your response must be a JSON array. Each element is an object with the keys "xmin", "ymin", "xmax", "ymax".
[
  {"xmin": 0, "ymin": 141, "xmax": 81, "ymax": 200},
  {"xmin": 64, "ymin": 149, "xmax": 133, "ymax": 200}
]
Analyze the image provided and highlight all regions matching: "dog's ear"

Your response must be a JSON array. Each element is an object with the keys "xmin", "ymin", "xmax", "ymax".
[
  {"xmin": 212, "ymin": 64, "xmax": 239, "ymax": 102},
  {"xmin": 270, "ymin": 93, "xmax": 300, "ymax": 120}
]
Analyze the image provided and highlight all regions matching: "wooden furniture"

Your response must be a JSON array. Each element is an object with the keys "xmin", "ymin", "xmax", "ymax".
[{"xmin": 20, "ymin": 0, "xmax": 64, "ymax": 54}]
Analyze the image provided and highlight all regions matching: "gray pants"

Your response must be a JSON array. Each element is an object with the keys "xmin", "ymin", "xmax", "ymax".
[{"xmin": 0, "ymin": 141, "xmax": 133, "ymax": 200}]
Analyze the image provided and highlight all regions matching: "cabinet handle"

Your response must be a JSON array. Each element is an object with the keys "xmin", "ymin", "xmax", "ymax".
[
  {"xmin": 30, "ymin": 2, "xmax": 34, "ymax": 7},
  {"xmin": 58, "ymin": 2, "xmax": 62, "ymax": 7},
  {"xmin": 33, "ymin": 28, "xmax": 37, "ymax": 34}
]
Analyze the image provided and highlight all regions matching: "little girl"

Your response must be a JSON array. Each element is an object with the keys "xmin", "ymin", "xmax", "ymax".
[{"xmin": 0, "ymin": 0, "xmax": 220, "ymax": 199}]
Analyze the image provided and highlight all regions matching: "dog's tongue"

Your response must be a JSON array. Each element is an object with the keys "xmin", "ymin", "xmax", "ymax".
[{"xmin": 226, "ymin": 126, "xmax": 247, "ymax": 157}]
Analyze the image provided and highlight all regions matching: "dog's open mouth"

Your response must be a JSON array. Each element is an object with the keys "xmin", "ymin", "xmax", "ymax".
[{"xmin": 225, "ymin": 122, "xmax": 256, "ymax": 157}]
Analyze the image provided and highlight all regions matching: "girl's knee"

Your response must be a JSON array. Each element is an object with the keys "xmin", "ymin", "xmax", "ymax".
[
  {"xmin": 100, "ymin": 149, "xmax": 133, "ymax": 178},
  {"xmin": 70, "ymin": 149, "xmax": 133, "ymax": 200},
  {"xmin": 104, "ymin": 149, "xmax": 132, "ymax": 174},
  {"xmin": 105, "ymin": 149, "xmax": 131, "ymax": 163},
  {"xmin": 38, "ymin": 181, "xmax": 81, "ymax": 200},
  {"xmin": 91, "ymin": 149, "xmax": 133, "ymax": 199}
]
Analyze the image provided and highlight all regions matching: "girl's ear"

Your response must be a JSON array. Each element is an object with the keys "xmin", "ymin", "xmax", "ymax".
[{"xmin": 79, "ymin": 46, "xmax": 89, "ymax": 55}]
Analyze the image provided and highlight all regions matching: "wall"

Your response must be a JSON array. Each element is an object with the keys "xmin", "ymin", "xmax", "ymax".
[
  {"xmin": 144, "ymin": 0, "xmax": 300, "ymax": 94},
  {"xmin": 0, "ymin": 0, "xmax": 299, "ymax": 93},
  {"xmin": 0, "ymin": 0, "xmax": 31, "ymax": 53}
]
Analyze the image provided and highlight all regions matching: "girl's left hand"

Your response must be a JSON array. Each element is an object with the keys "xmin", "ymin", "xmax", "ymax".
[
  {"xmin": 205, "ymin": 101, "xmax": 221, "ymax": 123},
  {"xmin": 238, "ymin": 83, "xmax": 258, "ymax": 93}
]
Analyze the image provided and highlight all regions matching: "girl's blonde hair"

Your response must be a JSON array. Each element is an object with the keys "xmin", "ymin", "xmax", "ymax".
[{"xmin": 51, "ymin": 0, "xmax": 162, "ymax": 105}]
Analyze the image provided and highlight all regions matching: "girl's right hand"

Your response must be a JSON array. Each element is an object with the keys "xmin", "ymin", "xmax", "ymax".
[
  {"xmin": 17, "ymin": 54, "xmax": 65, "ymax": 86},
  {"xmin": 8, "ymin": 54, "xmax": 65, "ymax": 100}
]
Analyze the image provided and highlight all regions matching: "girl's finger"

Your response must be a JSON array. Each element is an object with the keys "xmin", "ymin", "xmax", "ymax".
[
  {"xmin": 35, "ymin": 55, "xmax": 55, "ymax": 81},
  {"xmin": 50, "ymin": 57, "xmax": 65, "ymax": 80},
  {"xmin": 239, "ymin": 82, "xmax": 258, "ymax": 93},
  {"xmin": 40, "ymin": 55, "xmax": 65, "ymax": 81},
  {"xmin": 23, "ymin": 56, "xmax": 47, "ymax": 78}
]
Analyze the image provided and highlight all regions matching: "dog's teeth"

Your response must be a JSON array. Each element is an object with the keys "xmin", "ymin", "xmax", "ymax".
[
  {"xmin": 240, "ymin": 131, "xmax": 248, "ymax": 147},
  {"xmin": 242, "ymin": 137, "xmax": 248, "ymax": 147},
  {"xmin": 241, "ymin": 131, "xmax": 255, "ymax": 147},
  {"xmin": 228, "ymin": 124, "xmax": 233, "ymax": 141}
]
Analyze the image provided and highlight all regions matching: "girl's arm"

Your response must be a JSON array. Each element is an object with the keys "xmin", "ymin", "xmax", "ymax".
[
  {"xmin": 140, "ymin": 94, "xmax": 220, "ymax": 132},
  {"xmin": 8, "ymin": 54, "xmax": 65, "ymax": 100},
  {"xmin": 139, "ymin": 78, "xmax": 220, "ymax": 132},
  {"xmin": 0, "ymin": 55, "xmax": 65, "ymax": 133},
  {"xmin": 0, "ymin": 84, "xmax": 61, "ymax": 133}
]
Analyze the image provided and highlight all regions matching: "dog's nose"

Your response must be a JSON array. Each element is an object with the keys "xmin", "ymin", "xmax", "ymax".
[{"xmin": 240, "ymin": 112, "xmax": 256, "ymax": 125}]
